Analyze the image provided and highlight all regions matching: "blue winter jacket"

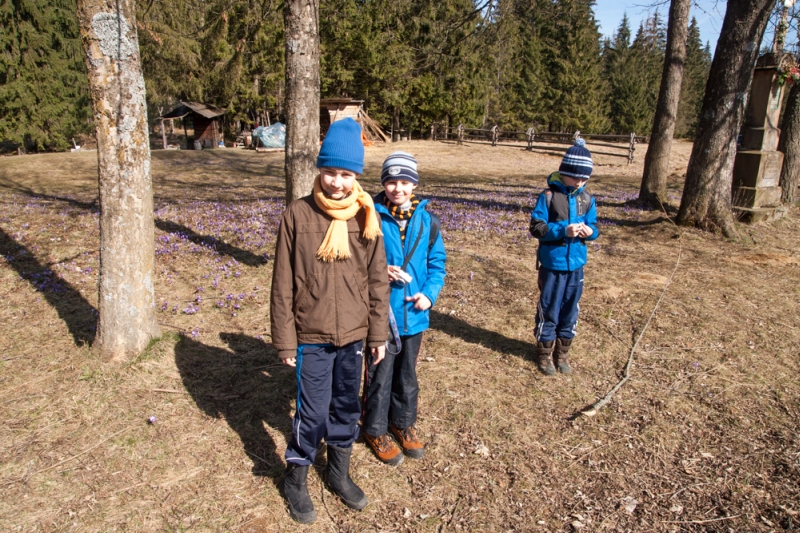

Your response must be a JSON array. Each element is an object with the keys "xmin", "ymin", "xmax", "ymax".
[
  {"xmin": 374, "ymin": 195, "xmax": 447, "ymax": 336},
  {"xmin": 529, "ymin": 172, "xmax": 599, "ymax": 272}
]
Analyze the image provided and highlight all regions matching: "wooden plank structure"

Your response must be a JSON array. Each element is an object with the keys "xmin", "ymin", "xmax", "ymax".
[
  {"xmin": 320, "ymin": 98, "xmax": 390, "ymax": 143},
  {"xmin": 432, "ymin": 123, "xmax": 647, "ymax": 164},
  {"xmin": 159, "ymin": 101, "xmax": 226, "ymax": 149}
]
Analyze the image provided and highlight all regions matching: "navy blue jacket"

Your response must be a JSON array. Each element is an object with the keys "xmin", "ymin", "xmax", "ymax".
[
  {"xmin": 530, "ymin": 172, "xmax": 599, "ymax": 272},
  {"xmin": 374, "ymin": 195, "xmax": 446, "ymax": 336}
]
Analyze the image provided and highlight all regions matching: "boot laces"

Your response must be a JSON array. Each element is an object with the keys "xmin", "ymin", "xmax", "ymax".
[{"xmin": 373, "ymin": 434, "xmax": 396, "ymax": 452}]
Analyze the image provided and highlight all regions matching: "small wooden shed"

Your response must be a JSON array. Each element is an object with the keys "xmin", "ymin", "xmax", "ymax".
[
  {"xmin": 160, "ymin": 101, "xmax": 226, "ymax": 149},
  {"xmin": 320, "ymin": 98, "xmax": 389, "ymax": 143}
]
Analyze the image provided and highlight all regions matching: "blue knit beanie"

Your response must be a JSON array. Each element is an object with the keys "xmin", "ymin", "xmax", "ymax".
[
  {"xmin": 317, "ymin": 118, "xmax": 364, "ymax": 174},
  {"xmin": 381, "ymin": 151, "xmax": 419, "ymax": 185},
  {"xmin": 559, "ymin": 138, "xmax": 593, "ymax": 180}
]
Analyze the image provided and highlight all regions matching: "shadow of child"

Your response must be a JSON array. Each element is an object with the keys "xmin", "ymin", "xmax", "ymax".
[{"xmin": 174, "ymin": 332, "xmax": 294, "ymax": 484}]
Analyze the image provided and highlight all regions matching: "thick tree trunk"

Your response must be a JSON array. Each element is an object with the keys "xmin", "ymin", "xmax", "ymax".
[
  {"xmin": 76, "ymin": 0, "xmax": 161, "ymax": 362},
  {"xmin": 283, "ymin": 0, "xmax": 320, "ymax": 204},
  {"xmin": 639, "ymin": 0, "xmax": 691, "ymax": 208},
  {"xmin": 778, "ymin": 81, "xmax": 800, "ymax": 204},
  {"xmin": 676, "ymin": 0, "xmax": 774, "ymax": 236}
]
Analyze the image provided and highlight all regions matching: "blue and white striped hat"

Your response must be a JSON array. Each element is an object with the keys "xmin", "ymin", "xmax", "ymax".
[
  {"xmin": 381, "ymin": 151, "xmax": 419, "ymax": 185},
  {"xmin": 559, "ymin": 138, "xmax": 593, "ymax": 180}
]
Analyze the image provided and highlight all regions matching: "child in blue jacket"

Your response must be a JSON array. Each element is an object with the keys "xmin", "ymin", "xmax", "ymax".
[
  {"xmin": 529, "ymin": 139, "xmax": 599, "ymax": 376},
  {"xmin": 363, "ymin": 151, "xmax": 446, "ymax": 465}
]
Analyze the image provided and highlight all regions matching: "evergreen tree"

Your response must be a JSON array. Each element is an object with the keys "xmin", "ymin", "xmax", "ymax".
[
  {"xmin": 0, "ymin": 0, "xmax": 92, "ymax": 151},
  {"xmin": 675, "ymin": 17, "xmax": 711, "ymax": 138},
  {"xmin": 539, "ymin": 0, "xmax": 607, "ymax": 132}
]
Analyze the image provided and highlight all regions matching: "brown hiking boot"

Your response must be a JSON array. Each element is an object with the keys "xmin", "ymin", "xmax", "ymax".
[
  {"xmin": 536, "ymin": 340, "xmax": 556, "ymax": 376},
  {"xmin": 390, "ymin": 425, "xmax": 425, "ymax": 459},
  {"xmin": 554, "ymin": 337, "xmax": 572, "ymax": 374},
  {"xmin": 364, "ymin": 433, "xmax": 404, "ymax": 466}
]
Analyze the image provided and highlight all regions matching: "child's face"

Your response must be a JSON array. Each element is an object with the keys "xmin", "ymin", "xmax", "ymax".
[
  {"xmin": 562, "ymin": 175, "xmax": 588, "ymax": 189},
  {"xmin": 383, "ymin": 180, "xmax": 417, "ymax": 206},
  {"xmin": 320, "ymin": 167, "xmax": 358, "ymax": 199}
]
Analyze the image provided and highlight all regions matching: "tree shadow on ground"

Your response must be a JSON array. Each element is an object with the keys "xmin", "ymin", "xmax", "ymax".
[
  {"xmin": 174, "ymin": 332, "xmax": 294, "ymax": 484},
  {"xmin": 0, "ymin": 227, "xmax": 96, "ymax": 346},
  {"xmin": 429, "ymin": 309, "xmax": 535, "ymax": 360},
  {"xmin": 155, "ymin": 219, "xmax": 268, "ymax": 266}
]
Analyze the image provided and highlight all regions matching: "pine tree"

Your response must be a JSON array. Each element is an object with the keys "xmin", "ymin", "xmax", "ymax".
[
  {"xmin": 0, "ymin": 0, "xmax": 92, "ymax": 151},
  {"xmin": 674, "ymin": 17, "xmax": 711, "ymax": 138}
]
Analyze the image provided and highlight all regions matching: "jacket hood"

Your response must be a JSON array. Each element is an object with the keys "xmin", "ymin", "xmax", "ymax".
[{"xmin": 547, "ymin": 171, "xmax": 586, "ymax": 196}]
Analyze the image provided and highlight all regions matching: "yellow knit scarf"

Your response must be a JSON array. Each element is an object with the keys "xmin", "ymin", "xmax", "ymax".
[{"xmin": 313, "ymin": 175, "xmax": 382, "ymax": 262}]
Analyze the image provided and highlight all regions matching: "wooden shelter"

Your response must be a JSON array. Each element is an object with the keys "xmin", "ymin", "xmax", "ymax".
[
  {"xmin": 159, "ymin": 101, "xmax": 225, "ymax": 149},
  {"xmin": 320, "ymin": 98, "xmax": 389, "ymax": 143}
]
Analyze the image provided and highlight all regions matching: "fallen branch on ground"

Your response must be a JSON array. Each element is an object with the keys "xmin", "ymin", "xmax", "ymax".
[{"xmin": 580, "ymin": 207, "xmax": 684, "ymax": 417}]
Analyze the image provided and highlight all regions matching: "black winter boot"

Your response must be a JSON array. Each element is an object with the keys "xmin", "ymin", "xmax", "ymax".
[
  {"xmin": 325, "ymin": 444, "xmax": 368, "ymax": 510},
  {"xmin": 535, "ymin": 340, "xmax": 556, "ymax": 376},
  {"xmin": 554, "ymin": 337, "xmax": 573, "ymax": 374},
  {"xmin": 282, "ymin": 463, "xmax": 316, "ymax": 523}
]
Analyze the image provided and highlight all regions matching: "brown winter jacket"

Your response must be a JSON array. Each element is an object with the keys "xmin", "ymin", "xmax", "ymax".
[{"xmin": 270, "ymin": 195, "xmax": 390, "ymax": 359}]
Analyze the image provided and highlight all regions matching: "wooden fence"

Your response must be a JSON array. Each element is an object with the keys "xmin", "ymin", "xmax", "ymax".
[{"xmin": 431, "ymin": 123, "xmax": 647, "ymax": 165}]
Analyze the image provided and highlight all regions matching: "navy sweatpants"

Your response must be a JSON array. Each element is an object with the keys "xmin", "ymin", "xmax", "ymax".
[
  {"xmin": 535, "ymin": 266, "xmax": 583, "ymax": 342},
  {"xmin": 285, "ymin": 341, "xmax": 364, "ymax": 466},
  {"xmin": 362, "ymin": 333, "xmax": 423, "ymax": 436}
]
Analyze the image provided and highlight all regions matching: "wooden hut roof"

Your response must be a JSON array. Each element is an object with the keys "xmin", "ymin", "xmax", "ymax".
[{"xmin": 160, "ymin": 101, "xmax": 226, "ymax": 120}]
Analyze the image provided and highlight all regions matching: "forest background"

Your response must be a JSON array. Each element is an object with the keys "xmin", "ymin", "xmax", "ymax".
[{"xmin": 1, "ymin": 0, "xmax": 719, "ymax": 152}]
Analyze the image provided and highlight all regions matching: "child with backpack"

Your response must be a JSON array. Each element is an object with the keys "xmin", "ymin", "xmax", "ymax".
[
  {"xmin": 529, "ymin": 138, "xmax": 599, "ymax": 376},
  {"xmin": 362, "ymin": 151, "xmax": 446, "ymax": 465}
]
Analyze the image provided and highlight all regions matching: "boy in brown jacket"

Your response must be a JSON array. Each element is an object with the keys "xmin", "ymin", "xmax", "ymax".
[{"xmin": 270, "ymin": 118, "xmax": 389, "ymax": 524}]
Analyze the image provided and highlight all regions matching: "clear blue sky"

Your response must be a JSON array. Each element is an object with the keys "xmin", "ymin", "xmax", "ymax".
[{"xmin": 593, "ymin": 1, "xmax": 725, "ymax": 51}]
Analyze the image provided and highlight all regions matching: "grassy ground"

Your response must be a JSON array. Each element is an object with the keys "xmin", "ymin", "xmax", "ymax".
[{"xmin": 1, "ymin": 140, "xmax": 799, "ymax": 532}]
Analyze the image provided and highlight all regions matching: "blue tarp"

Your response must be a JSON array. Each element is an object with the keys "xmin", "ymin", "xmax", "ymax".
[{"xmin": 253, "ymin": 122, "xmax": 286, "ymax": 148}]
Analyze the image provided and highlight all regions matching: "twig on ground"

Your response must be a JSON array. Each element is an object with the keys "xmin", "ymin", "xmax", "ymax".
[
  {"xmin": 580, "ymin": 209, "xmax": 684, "ymax": 418},
  {"xmin": 661, "ymin": 515, "xmax": 740, "ymax": 524},
  {"xmin": 2, "ymin": 426, "xmax": 130, "ymax": 485}
]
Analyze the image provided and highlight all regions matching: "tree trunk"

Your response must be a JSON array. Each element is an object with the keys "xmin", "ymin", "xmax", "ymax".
[
  {"xmin": 639, "ymin": 0, "xmax": 691, "ymax": 209},
  {"xmin": 778, "ymin": 80, "xmax": 800, "ymax": 204},
  {"xmin": 676, "ymin": 0, "xmax": 774, "ymax": 236},
  {"xmin": 76, "ymin": 0, "xmax": 161, "ymax": 362},
  {"xmin": 283, "ymin": 0, "xmax": 320, "ymax": 204}
]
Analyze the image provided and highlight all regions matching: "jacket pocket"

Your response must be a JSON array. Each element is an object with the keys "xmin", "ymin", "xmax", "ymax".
[
  {"xmin": 295, "ymin": 275, "xmax": 334, "ymax": 335},
  {"xmin": 338, "ymin": 272, "xmax": 369, "ymax": 335}
]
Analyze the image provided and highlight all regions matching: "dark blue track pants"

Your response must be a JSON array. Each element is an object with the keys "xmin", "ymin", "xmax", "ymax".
[
  {"xmin": 535, "ymin": 266, "xmax": 583, "ymax": 342},
  {"xmin": 285, "ymin": 341, "xmax": 364, "ymax": 466},
  {"xmin": 362, "ymin": 333, "xmax": 423, "ymax": 437}
]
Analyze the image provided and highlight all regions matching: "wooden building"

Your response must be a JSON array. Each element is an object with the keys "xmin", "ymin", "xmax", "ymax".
[
  {"xmin": 159, "ymin": 101, "xmax": 225, "ymax": 149},
  {"xmin": 320, "ymin": 98, "xmax": 389, "ymax": 143}
]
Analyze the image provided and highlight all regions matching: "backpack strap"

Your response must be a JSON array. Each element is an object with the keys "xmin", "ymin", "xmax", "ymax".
[{"xmin": 428, "ymin": 212, "xmax": 440, "ymax": 251}]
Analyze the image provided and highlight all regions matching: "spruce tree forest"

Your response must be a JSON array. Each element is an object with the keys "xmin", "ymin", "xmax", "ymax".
[{"xmin": 2, "ymin": 0, "xmax": 717, "ymax": 152}]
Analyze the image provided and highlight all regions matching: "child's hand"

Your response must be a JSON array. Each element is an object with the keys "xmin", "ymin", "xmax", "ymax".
[
  {"xmin": 406, "ymin": 293, "xmax": 432, "ymax": 310},
  {"xmin": 578, "ymin": 224, "xmax": 593, "ymax": 238},
  {"xmin": 371, "ymin": 344, "xmax": 385, "ymax": 365},
  {"xmin": 282, "ymin": 357, "xmax": 297, "ymax": 367},
  {"xmin": 387, "ymin": 265, "xmax": 402, "ymax": 282},
  {"xmin": 566, "ymin": 223, "xmax": 583, "ymax": 238}
]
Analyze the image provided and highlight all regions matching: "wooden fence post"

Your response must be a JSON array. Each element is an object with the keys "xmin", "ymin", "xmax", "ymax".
[
  {"xmin": 491, "ymin": 125, "xmax": 499, "ymax": 146},
  {"xmin": 628, "ymin": 132, "xmax": 637, "ymax": 165},
  {"xmin": 457, "ymin": 124, "xmax": 464, "ymax": 145}
]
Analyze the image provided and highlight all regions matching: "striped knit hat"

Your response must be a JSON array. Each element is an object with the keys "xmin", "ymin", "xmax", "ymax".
[
  {"xmin": 559, "ymin": 138, "xmax": 593, "ymax": 180},
  {"xmin": 381, "ymin": 151, "xmax": 419, "ymax": 185}
]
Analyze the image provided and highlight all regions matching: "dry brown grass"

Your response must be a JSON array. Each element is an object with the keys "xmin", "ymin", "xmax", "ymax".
[{"xmin": 1, "ymin": 141, "xmax": 798, "ymax": 532}]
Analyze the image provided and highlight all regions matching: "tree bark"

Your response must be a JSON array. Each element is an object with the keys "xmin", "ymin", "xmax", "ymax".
[
  {"xmin": 76, "ymin": 0, "xmax": 161, "ymax": 362},
  {"xmin": 283, "ymin": 0, "xmax": 320, "ymax": 204},
  {"xmin": 778, "ymin": 80, "xmax": 800, "ymax": 204},
  {"xmin": 677, "ymin": 0, "xmax": 775, "ymax": 237},
  {"xmin": 639, "ymin": 0, "xmax": 691, "ymax": 208},
  {"xmin": 676, "ymin": 0, "xmax": 774, "ymax": 236}
]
